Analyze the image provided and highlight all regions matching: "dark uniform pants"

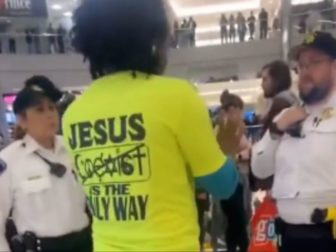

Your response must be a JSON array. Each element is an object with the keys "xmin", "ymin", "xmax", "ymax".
[{"xmin": 277, "ymin": 220, "xmax": 336, "ymax": 252}]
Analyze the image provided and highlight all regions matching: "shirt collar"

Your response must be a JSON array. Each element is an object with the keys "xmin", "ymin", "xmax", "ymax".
[
  {"xmin": 304, "ymin": 90, "xmax": 336, "ymax": 113},
  {"xmin": 22, "ymin": 134, "xmax": 63, "ymax": 155},
  {"xmin": 327, "ymin": 92, "xmax": 336, "ymax": 107}
]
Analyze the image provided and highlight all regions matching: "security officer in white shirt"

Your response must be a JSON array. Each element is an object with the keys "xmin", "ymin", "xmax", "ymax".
[
  {"xmin": 252, "ymin": 32, "xmax": 336, "ymax": 252},
  {"xmin": 0, "ymin": 76, "xmax": 92, "ymax": 252}
]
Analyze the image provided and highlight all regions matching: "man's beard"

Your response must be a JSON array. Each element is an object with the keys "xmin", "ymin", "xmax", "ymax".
[{"xmin": 299, "ymin": 82, "xmax": 332, "ymax": 105}]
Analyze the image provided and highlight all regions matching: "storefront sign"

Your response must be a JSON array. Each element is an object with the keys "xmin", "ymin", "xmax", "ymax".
[{"xmin": 0, "ymin": 0, "xmax": 48, "ymax": 17}]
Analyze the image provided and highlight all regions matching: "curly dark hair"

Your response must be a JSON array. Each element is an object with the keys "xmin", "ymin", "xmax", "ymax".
[{"xmin": 72, "ymin": 0, "xmax": 170, "ymax": 79}]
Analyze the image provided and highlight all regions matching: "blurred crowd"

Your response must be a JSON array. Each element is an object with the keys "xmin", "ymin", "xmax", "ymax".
[
  {"xmin": 172, "ymin": 8, "xmax": 280, "ymax": 48},
  {"xmin": 2, "ymin": 7, "xmax": 334, "ymax": 54},
  {"xmin": 219, "ymin": 8, "xmax": 275, "ymax": 44},
  {"xmin": 0, "ymin": 23, "xmax": 69, "ymax": 55}
]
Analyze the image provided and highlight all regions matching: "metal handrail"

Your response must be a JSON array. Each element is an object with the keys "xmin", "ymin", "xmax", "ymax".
[{"xmin": 291, "ymin": 6, "xmax": 336, "ymax": 18}]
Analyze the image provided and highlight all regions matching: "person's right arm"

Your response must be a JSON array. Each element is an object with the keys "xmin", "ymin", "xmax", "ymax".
[
  {"xmin": 0, "ymin": 159, "xmax": 11, "ymax": 252},
  {"xmin": 176, "ymin": 84, "xmax": 239, "ymax": 200}
]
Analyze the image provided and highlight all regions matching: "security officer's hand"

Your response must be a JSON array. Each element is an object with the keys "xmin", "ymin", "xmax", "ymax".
[{"xmin": 274, "ymin": 107, "xmax": 308, "ymax": 132}]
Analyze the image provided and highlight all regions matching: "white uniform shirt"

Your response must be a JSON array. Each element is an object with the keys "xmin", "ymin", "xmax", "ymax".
[
  {"xmin": 252, "ymin": 95, "xmax": 336, "ymax": 224},
  {"xmin": 0, "ymin": 135, "xmax": 89, "ymax": 251}
]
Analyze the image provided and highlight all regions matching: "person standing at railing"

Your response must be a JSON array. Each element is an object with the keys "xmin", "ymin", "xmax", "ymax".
[
  {"xmin": 8, "ymin": 36, "xmax": 16, "ymax": 54},
  {"xmin": 229, "ymin": 14, "xmax": 236, "ymax": 43},
  {"xmin": 181, "ymin": 19, "xmax": 188, "ymax": 30},
  {"xmin": 237, "ymin": 12, "xmax": 246, "ymax": 42},
  {"xmin": 220, "ymin": 14, "xmax": 228, "ymax": 44},
  {"xmin": 188, "ymin": 17, "xmax": 197, "ymax": 47},
  {"xmin": 180, "ymin": 18, "xmax": 189, "ymax": 47},
  {"xmin": 57, "ymin": 25, "xmax": 66, "ymax": 54},
  {"xmin": 259, "ymin": 8, "xmax": 268, "ymax": 39},
  {"xmin": 248, "ymin": 11, "xmax": 256, "ymax": 40},
  {"xmin": 47, "ymin": 24, "xmax": 56, "ymax": 54},
  {"xmin": 172, "ymin": 20, "xmax": 179, "ymax": 48},
  {"xmin": 32, "ymin": 27, "xmax": 41, "ymax": 54},
  {"xmin": 25, "ymin": 29, "xmax": 33, "ymax": 54},
  {"xmin": 298, "ymin": 16, "xmax": 307, "ymax": 34}
]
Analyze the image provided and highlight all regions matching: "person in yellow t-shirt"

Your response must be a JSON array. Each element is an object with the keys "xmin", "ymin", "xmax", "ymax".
[{"xmin": 62, "ymin": 0, "xmax": 240, "ymax": 251}]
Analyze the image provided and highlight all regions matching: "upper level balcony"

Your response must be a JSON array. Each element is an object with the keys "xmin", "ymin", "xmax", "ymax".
[
  {"xmin": 0, "ymin": 31, "xmax": 292, "ymax": 93},
  {"xmin": 0, "ymin": 9, "xmax": 335, "ymax": 94}
]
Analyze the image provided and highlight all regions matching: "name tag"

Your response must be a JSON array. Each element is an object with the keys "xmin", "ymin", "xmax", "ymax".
[
  {"xmin": 21, "ymin": 176, "xmax": 51, "ymax": 194},
  {"xmin": 273, "ymin": 192, "xmax": 299, "ymax": 200}
]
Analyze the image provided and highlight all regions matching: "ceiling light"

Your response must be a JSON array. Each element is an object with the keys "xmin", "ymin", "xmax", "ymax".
[
  {"xmin": 63, "ymin": 12, "xmax": 73, "ymax": 17},
  {"xmin": 51, "ymin": 4, "xmax": 62, "ymax": 10},
  {"xmin": 170, "ymin": 0, "xmax": 261, "ymax": 17}
]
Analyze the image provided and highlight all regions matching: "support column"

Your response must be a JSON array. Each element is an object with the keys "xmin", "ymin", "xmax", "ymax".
[
  {"xmin": 0, "ymin": 89, "xmax": 11, "ymax": 146},
  {"xmin": 280, "ymin": 0, "xmax": 292, "ymax": 62}
]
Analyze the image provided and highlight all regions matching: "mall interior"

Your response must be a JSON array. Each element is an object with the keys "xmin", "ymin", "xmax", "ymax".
[{"xmin": 1, "ymin": 0, "xmax": 336, "ymax": 252}]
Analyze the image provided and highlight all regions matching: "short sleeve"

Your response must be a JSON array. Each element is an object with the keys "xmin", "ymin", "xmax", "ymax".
[
  {"xmin": 176, "ymin": 85, "xmax": 226, "ymax": 178},
  {"xmin": 0, "ymin": 158, "xmax": 11, "ymax": 252}
]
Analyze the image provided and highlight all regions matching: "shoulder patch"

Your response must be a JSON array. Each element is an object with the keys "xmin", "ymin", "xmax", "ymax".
[{"xmin": 0, "ymin": 159, "xmax": 7, "ymax": 176}]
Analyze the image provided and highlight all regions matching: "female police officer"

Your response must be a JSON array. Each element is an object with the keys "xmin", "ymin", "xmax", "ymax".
[
  {"xmin": 0, "ymin": 76, "xmax": 92, "ymax": 252},
  {"xmin": 62, "ymin": 0, "xmax": 240, "ymax": 251}
]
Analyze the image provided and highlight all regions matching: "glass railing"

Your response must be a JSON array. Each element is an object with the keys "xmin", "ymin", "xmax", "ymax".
[
  {"xmin": 173, "ymin": 24, "xmax": 278, "ymax": 48},
  {"xmin": 290, "ymin": 6, "xmax": 336, "ymax": 35},
  {"xmin": 0, "ymin": 22, "xmax": 277, "ymax": 55},
  {"xmin": 174, "ymin": 7, "xmax": 336, "ymax": 48},
  {"xmin": 0, "ymin": 33, "xmax": 73, "ymax": 55}
]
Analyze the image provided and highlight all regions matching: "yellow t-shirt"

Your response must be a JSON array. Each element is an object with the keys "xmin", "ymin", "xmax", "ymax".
[{"xmin": 62, "ymin": 72, "xmax": 226, "ymax": 252}]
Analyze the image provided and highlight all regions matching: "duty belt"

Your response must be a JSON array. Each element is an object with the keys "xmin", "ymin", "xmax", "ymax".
[{"xmin": 9, "ymin": 226, "xmax": 92, "ymax": 252}]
